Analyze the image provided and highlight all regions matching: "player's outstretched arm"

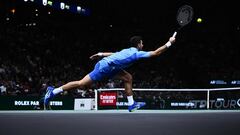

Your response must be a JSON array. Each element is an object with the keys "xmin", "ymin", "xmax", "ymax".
[
  {"xmin": 90, "ymin": 52, "xmax": 114, "ymax": 60},
  {"xmin": 149, "ymin": 37, "xmax": 176, "ymax": 57}
]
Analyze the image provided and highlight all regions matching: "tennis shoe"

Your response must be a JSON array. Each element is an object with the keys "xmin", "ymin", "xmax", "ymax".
[
  {"xmin": 128, "ymin": 101, "xmax": 146, "ymax": 112},
  {"xmin": 44, "ymin": 86, "xmax": 55, "ymax": 110}
]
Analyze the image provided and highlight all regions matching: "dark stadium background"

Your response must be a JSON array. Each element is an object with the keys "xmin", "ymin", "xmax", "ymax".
[
  {"xmin": 1, "ymin": 2, "xmax": 240, "ymax": 135},
  {"xmin": 0, "ymin": 0, "xmax": 239, "ymax": 96}
]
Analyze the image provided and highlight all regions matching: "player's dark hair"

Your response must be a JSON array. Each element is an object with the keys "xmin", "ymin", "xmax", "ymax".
[{"xmin": 129, "ymin": 36, "xmax": 142, "ymax": 47}]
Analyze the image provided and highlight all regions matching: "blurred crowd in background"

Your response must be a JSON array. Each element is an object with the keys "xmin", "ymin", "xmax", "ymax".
[{"xmin": 0, "ymin": 0, "xmax": 239, "ymax": 97}]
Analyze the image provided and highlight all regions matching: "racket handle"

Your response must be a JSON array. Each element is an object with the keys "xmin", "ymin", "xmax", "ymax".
[{"xmin": 172, "ymin": 31, "xmax": 177, "ymax": 38}]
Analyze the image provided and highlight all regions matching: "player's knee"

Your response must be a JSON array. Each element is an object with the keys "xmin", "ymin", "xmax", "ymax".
[{"xmin": 76, "ymin": 80, "xmax": 85, "ymax": 88}]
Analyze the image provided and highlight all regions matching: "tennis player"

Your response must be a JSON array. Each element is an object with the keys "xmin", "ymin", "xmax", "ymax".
[{"xmin": 44, "ymin": 35, "xmax": 176, "ymax": 112}]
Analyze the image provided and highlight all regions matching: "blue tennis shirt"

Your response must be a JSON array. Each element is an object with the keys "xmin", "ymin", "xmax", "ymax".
[
  {"xmin": 103, "ymin": 47, "xmax": 150, "ymax": 68},
  {"xmin": 89, "ymin": 47, "xmax": 151, "ymax": 81}
]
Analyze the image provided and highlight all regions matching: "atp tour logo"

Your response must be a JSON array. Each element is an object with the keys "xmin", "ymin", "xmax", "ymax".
[{"xmin": 189, "ymin": 98, "xmax": 240, "ymax": 109}]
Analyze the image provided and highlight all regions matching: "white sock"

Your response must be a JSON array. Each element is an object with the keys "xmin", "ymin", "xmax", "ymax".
[
  {"xmin": 127, "ymin": 95, "xmax": 134, "ymax": 106},
  {"xmin": 52, "ymin": 87, "xmax": 63, "ymax": 95}
]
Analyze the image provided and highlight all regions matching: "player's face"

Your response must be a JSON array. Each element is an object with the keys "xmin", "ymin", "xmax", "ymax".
[{"xmin": 137, "ymin": 40, "xmax": 144, "ymax": 50}]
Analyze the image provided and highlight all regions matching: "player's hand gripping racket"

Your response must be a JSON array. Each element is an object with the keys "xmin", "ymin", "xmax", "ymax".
[{"xmin": 172, "ymin": 5, "xmax": 194, "ymax": 38}]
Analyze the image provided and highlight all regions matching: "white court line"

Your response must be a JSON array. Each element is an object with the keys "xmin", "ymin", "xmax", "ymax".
[{"xmin": 1, "ymin": 110, "xmax": 240, "ymax": 114}]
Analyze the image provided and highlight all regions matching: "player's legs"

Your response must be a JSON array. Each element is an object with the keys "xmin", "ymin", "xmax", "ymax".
[
  {"xmin": 114, "ymin": 70, "xmax": 133, "ymax": 96},
  {"xmin": 44, "ymin": 60, "xmax": 104, "ymax": 110},
  {"xmin": 44, "ymin": 74, "xmax": 93, "ymax": 110},
  {"xmin": 114, "ymin": 70, "xmax": 146, "ymax": 112},
  {"xmin": 61, "ymin": 74, "xmax": 93, "ymax": 91}
]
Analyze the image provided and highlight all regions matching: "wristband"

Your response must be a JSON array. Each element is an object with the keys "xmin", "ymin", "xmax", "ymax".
[
  {"xmin": 98, "ymin": 52, "xmax": 103, "ymax": 57},
  {"xmin": 165, "ymin": 41, "xmax": 172, "ymax": 48}
]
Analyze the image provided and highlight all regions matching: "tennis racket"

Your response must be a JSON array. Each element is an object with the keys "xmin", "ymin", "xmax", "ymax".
[{"xmin": 172, "ymin": 5, "xmax": 194, "ymax": 38}]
